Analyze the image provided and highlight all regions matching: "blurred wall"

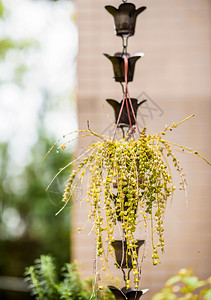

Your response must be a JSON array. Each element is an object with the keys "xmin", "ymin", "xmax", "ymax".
[{"xmin": 73, "ymin": 0, "xmax": 211, "ymax": 297}]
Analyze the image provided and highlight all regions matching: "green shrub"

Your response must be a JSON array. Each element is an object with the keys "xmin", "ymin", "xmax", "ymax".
[
  {"xmin": 25, "ymin": 255, "xmax": 114, "ymax": 300},
  {"xmin": 152, "ymin": 269, "xmax": 211, "ymax": 300}
]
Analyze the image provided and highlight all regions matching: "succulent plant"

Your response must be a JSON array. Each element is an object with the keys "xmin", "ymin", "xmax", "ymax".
[{"xmin": 45, "ymin": 114, "xmax": 210, "ymax": 288}]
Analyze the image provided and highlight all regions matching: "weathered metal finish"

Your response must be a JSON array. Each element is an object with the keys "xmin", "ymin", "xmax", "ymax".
[
  {"xmin": 108, "ymin": 286, "xmax": 127, "ymax": 300},
  {"xmin": 105, "ymin": 3, "xmax": 146, "ymax": 37},
  {"xmin": 111, "ymin": 240, "xmax": 145, "ymax": 269},
  {"xmin": 104, "ymin": 53, "xmax": 142, "ymax": 82},
  {"xmin": 108, "ymin": 286, "xmax": 149, "ymax": 300},
  {"xmin": 106, "ymin": 98, "xmax": 146, "ymax": 126}
]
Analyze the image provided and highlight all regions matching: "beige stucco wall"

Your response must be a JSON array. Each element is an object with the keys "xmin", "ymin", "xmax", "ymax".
[{"xmin": 72, "ymin": 0, "xmax": 211, "ymax": 298}]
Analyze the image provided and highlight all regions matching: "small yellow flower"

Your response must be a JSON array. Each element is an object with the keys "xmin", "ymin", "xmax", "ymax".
[{"xmin": 98, "ymin": 285, "xmax": 104, "ymax": 290}]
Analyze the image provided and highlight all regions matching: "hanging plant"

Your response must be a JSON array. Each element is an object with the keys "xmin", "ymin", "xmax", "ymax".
[
  {"xmin": 44, "ymin": 112, "xmax": 210, "ymax": 289},
  {"xmin": 44, "ymin": 57, "xmax": 211, "ymax": 290}
]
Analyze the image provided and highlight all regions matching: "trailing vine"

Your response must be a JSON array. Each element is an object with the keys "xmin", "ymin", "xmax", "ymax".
[{"xmin": 46, "ymin": 115, "xmax": 210, "ymax": 289}]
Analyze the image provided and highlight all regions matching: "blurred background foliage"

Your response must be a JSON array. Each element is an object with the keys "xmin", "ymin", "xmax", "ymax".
[{"xmin": 0, "ymin": 0, "xmax": 77, "ymax": 298}]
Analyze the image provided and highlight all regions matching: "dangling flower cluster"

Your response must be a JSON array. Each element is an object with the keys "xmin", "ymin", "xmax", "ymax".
[{"xmin": 47, "ymin": 115, "xmax": 210, "ymax": 288}]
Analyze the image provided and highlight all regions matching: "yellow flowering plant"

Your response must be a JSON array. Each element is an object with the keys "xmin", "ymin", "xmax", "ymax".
[{"xmin": 45, "ymin": 115, "xmax": 210, "ymax": 289}]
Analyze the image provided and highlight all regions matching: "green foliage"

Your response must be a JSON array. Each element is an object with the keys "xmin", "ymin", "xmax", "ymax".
[
  {"xmin": 0, "ymin": 0, "xmax": 73, "ymax": 283},
  {"xmin": 0, "ymin": 134, "xmax": 71, "ymax": 277},
  {"xmin": 0, "ymin": 38, "xmax": 35, "ymax": 59},
  {"xmin": 25, "ymin": 255, "xmax": 115, "ymax": 300},
  {"xmin": 152, "ymin": 269, "xmax": 211, "ymax": 300},
  {"xmin": 0, "ymin": 0, "xmax": 38, "ymax": 88},
  {"xmin": 49, "ymin": 115, "xmax": 210, "ymax": 289},
  {"xmin": 0, "ymin": 0, "xmax": 4, "ymax": 18}
]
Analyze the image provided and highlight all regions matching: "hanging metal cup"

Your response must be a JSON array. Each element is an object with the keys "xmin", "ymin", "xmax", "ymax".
[
  {"xmin": 106, "ymin": 98, "xmax": 146, "ymax": 127},
  {"xmin": 111, "ymin": 240, "xmax": 144, "ymax": 269},
  {"xmin": 105, "ymin": 3, "xmax": 146, "ymax": 37},
  {"xmin": 108, "ymin": 239, "xmax": 149, "ymax": 299},
  {"xmin": 108, "ymin": 286, "xmax": 149, "ymax": 300},
  {"xmin": 104, "ymin": 53, "xmax": 142, "ymax": 82}
]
